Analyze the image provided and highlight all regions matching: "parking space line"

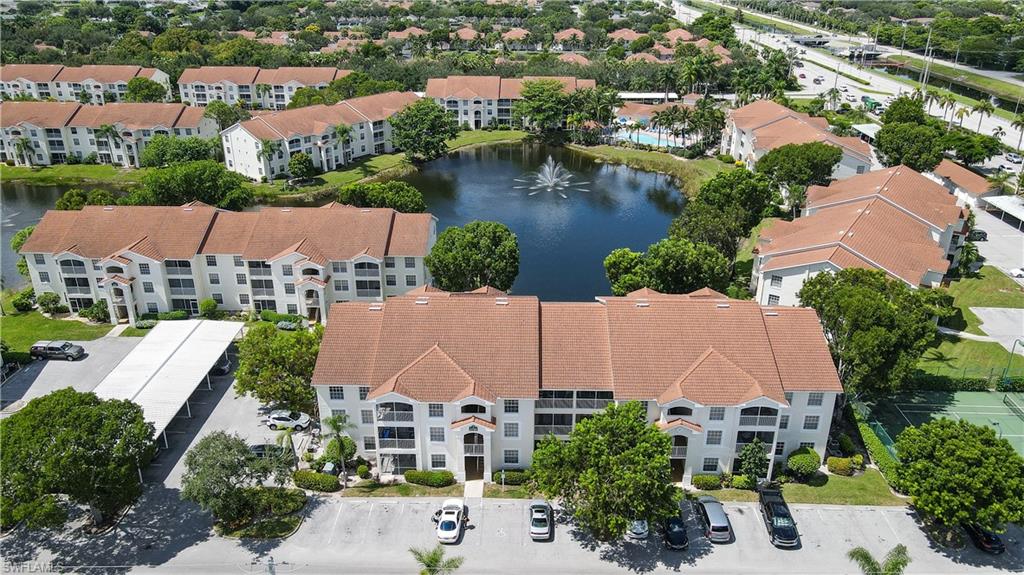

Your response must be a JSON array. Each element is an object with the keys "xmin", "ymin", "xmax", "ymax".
[
  {"xmin": 880, "ymin": 509, "xmax": 903, "ymax": 544},
  {"xmin": 360, "ymin": 503, "xmax": 374, "ymax": 544},
  {"xmin": 326, "ymin": 501, "xmax": 344, "ymax": 546}
]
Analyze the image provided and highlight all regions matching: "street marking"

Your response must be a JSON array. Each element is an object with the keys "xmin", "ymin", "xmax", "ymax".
[
  {"xmin": 360, "ymin": 503, "xmax": 374, "ymax": 544},
  {"xmin": 326, "ymin": 501, "xmax": 344, "ymax": 545},
  {"xmin": 880, "ymin": 509, "xmax": 903, "ymax": 544}
]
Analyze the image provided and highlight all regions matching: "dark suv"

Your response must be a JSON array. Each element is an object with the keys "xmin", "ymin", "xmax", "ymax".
[
  {"xmin": 30, "ymin": 340, "xmax": 85, "ymax": 361},
  {"xmin": 759, "ymin": 489, "xmax": 799, "ymax": 547}
]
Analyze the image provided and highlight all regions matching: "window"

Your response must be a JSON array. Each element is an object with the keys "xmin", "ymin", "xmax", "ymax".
[
  {"xmin": 165, "ymin": 260, "xmax": 192, "ymax": 275},
  {"xmin": 147, "ymin": 302, "xmax": 158, "ymax": 313},
  {"xmin": 143, "ymin": 281, "xmax": 154, "ymax": 293},
  {"xmin": 385, "ymin": 275, "xmax": 396, "ymax": 287},
  {"xmin": 239, "ymin": 294, "xmax": 250, "ymax": 305},
  {"xmin": 329, "ymin": 386, "xmax": 344, "ymax": 400},
  {"xmin": 361, "ymin": 409, "xmax": 374, "ymax": 425},
  {"xmin": 504, "ymin": 422, "xmax": 519, "ymax": 438},
  {"xmin": 287, "ymin": 304, "xmax": 297, "ymax": 314},
  {"xmin": 282, "ymin": 265, "xmax": 293, "ymax": 276},
  {"xmin": 233, "ymin": 256, "xmax": 244, "ymax": 267},
  {"xmin": 364, "ymin": 436, "xmax": 376, "ymax": 451},
  {"xmin": 799, "ymin": 442, "xmax": 815, "ymax": 450},
  {"xmin": 767, "ymin": 295, "xmax": 780, "ymax": 305},
  {"xmin": 334, "ymin": 280, "xmax": 349, "ymax": 291},
  {"xmin": 139, "ymin": 263, "xmax": 150, "ymax": 275},
  {"xmin": 702, "ymin": 458, "xmax": 718, "ymax": 473},
  {"xmin": 504, "ymin": 399, "xmax": 519, "ymax": 414},
  {"xmin": 284, "ymin": 283, "xmax": 295, "ymax": 295},
  {"xmin": 706, "ymin": 430, "xmax": 723, "ymax": 445},
  {"xmin": 808, "ymin": 392, "xmax": 824, "ymax": 407},
  {"xmin": 803, "ymin": 415, "xmax": 820, "ymax": 430},
  {"xmin": 770, "ymin": 274, "xmax": 783, "ymax": 288},
  {"xmin": 38, "ymin": 271, "xmax": 50, "ymax": 283},
  {"xmin": 779, "ymin": 415, "xmax": 789, "ymax": 429},
  {"xmin": 332, "ymin": 261, "xmax": 347, "ymax": 273},
  {"xmin": 406, "ymin": 275, "xmax": 417, "ymax": 287},
  {"xmin": 236, "ymin": 273, "xmax": 246, "ymax": 285},
  {"xmin": 405, "ymin": 257, "xmax": 415, "ymax": 268},
  {"xmin": 331, "ymin": 409, "xmax": 346, "ymax": 418},
  {"xmin": 212, "ymin": 293, "xmax": 223, "ymax": 304},
  {"xmin": 206, "ymin": 255, "xmax": 217, "ymax": 267},
  {"xmin": 784, "ymin": 392, "xmax": 793, "ymax": 404},
  {"xmin": 430, "ymin": 427, "xmax": 445, "ymax": 442},
  {"xmin": 428, "ymin": 403, "xmax": 444, "ymax": 417},
  {"xmin": 709, "ymin": 407, "xmax": 725, "ymax": 421},
  {"xmin": 431, "ymin": 454, "xmax": 446, "ymax": 469},
  {"xmin": 503, "ymin": 450, "xmax": 519, "ymax": 465},
  {"xmin": 33, "ymin": 254, "xmax": 45, "ymax": 265},
  {"xmin": 775, "ymin": 442, "xmax": 785, "ymax": 456},
  {"xmin": 384, "ymin": 257, "xmax": 395, "ymax": 268},
  {"xmin": 209, "ymin": 273, "xmax": 220, "ymax": 285},
  {"xmin": 92, "ymin": 260, "xmax": 101, "ymax": 271}
]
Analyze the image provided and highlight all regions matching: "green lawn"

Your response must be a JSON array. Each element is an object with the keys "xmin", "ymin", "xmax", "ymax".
[
  {"xmin": 887, "ymin": 55, "xmax": 1024, "ymax": 104},
  {"xmin": 0, "ymin": 292, "xmax": 112, "ymax": 352},
  {"xmin": 484, "ymin": 484, "xmax": 536, "ymax": 499},
  {"xmin": 119, "ymin": 327, "xmax": 152, "ymax": 337},
  {"xmin": 691, "ymin": 469, "xmax": 904, "ymax": 506},
  {"xmin": 730, "ymin": 217, "xmax": 778, "ymax": 298},
  {"xmin": 0, "ymin": 163, "xmax": 148, "ymax": 185},
  {"xmin": 448, "ymin": 129, "xmax": 529, "ymax": 148},
  {"xmin": 917, "ymin": 335, "xmax": 1014, "ymax": 378},
  {"xmin": 688, "ymin": 0, "xmax": 810, "ymax": 35},
  {"xmin": 942, "ymin": 266, "xmax": 1024, "ymax": 334},
  {"xmin": 568, "ymin": 145, "xmax": 733, "ymax": 196},
  {"xmin": 340, "ymin": 481, "xmax": 464, "ymax": 498}
]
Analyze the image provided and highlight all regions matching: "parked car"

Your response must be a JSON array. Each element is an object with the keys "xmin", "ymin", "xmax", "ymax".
[
  {"xmin": 1006, "ymin": 152, "xmax": 1023, "ymax": 164},
  {"xmin": 209, "ymin": 355, "xmax": 231, "ymax": 376},
  {"xmin": 263, "ymin": 410, "xmax": 311, "ymax": 431},
  {"xmin": 529, "ymin": 500, "xmax": 553, "ymax": 541},
  {"xmin": 30, "ymin": 340, "xmax": 85, "ymax": 361},
  {"xmin": 694, "ymin": 496, "xmax": 732, "ymax": 543},
  {"xmin": 759, "ymin": 489, "xmax": 800, "ymax": 547},
  {"xmin": 435, "ymin": 499, "xmax": 466, "ymax": 544},
  {"xmin": 798, "ymin": 73, "xmax": 806, "ymax": 79},
  {"xmin": 962, "ymin": 523, "xmax": 1006, "ymax": 554},
  {"xmin": 662, "ymin": 516, "xmax": 689, "ymax": 550},
  {"xmin": 627, "ymin": 519, "xmax": 649, "ymax": 540},
  {"xmin": 813, "ymin": 78, "xmax": 823, "ymax": 85},
  {"xmin": 1009, "ymin": 268, "xmax": 1024, "ymax": 279},
  {"xmin": 839, "ymin": 85, "xmax": 849, "ymax": 92},
  {"xmin": 967, "ymin": 229, "xmax": 988, "ymax": 241}
]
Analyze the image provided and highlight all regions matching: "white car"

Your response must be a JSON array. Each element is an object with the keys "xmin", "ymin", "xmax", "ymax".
[
  {"xmin": 839, "ymin": 85, "xmax": 849, "ymax": 92},
  {"xmin": 435, "ymin": 499, "xmax": 465, "ymax": 544},
  {"xmin": 627, "ymin": 519, "xmax": 649, "ymax": 540},
  {"xmin": 263, "ymin": 410, "xmax": 311, "ymax": 431},
  {"xmin": 1009, "ymin": 268, "xmax": 1024, "ymax": 279},
  {"xmin": 1005, "ymin": 153, "xmax": 1022, "ymax": 164}
]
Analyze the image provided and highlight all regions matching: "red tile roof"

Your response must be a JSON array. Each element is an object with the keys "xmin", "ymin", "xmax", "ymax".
[
  {"xmin": 608, "ymin": 28, "xmax": 642, "ymax": 42},
  {"xmin": 178, "ymin": 66, "xmax": 260, "ymax": 85},
  {"xmin": 387, "ymin": 26, "xmax": 426, "ymax": 40},
  {"xmin": 235, "ymin": 91, "xmax": 419, "ymax": 140},
  {"xmin": 931, "ymin": 159, "xmax": 994, "ymax": 197},
  {"xmin": 502, "ymin": 27, "xmax": 529, "ymax": 41},
  {"xmin": 0, "ymin": 64, "xmax": 64, "ymax": 83},
  {"xmin": 53, "ymin": 65, "xmax": 157, "ymax": 84},
  {"xmin": 626, "ymin": 53, "xmax": 663, "ymax": 64},
  {"xmin": 253, "ymin": 67, "xmax": 351, "ymax": 85},
  {"xmin": 0, "ymin": 101, "xmax": 83, "ymax": 128},
  {"xmin": 558, "ymin": 53, "xmax": 591, "ymax": 66},
  {"xmin": 424, "ymin": 76, "xmax": 595, "ymax": 100},
  {"xmin": 664, "ymin": 28, "xmax": 695, "ymax": 43},
  {"xmin": 553, "ymin": 28, "xmax": 585, "ymax": 41}
]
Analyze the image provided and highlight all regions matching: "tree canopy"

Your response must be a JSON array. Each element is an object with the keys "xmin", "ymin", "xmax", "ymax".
[
  {"xmin": 389, "ymin": 98, "xmax": 460, "ymax": 162},
  {"xmin": 337, "ymin": 181, "xmax": 427, "ymax": 213},
  {"xmin": 940, "ymin": 131, "xmax": 1003, "ymax": 166},
  {"xmin": 425, "ymin": 221, "xmax": 520, "ymax": 292},
  {"xmin": 202, "ymin": 100, "xmax": 251, "ymax": 131},
  {"xmin": 124, "ymin": 76, "xmax": 167, "ymax": 102},
  {"xmin": 286, "ymin": 72, "xmax": 404, "ymax": 109},
  {"xmin": 513, "ymin": 78, "xmax": 569, "ymax": 133},
  {"xmin": 180, "ymin": 431, "xmax": 276, "ymax": 524},
  {"xmin": 604, "ymin": 236, "xmax": 730, "ymax": 296},
  {"xmin": 879, "ymin": 96, "xmax": 926, "ymax": 125},
  {"xmin": 139, "ymin": 135, "xmax": 216, "ymax": 167},
  {"xmin": 234, "ymin": 323, "xmax": 322, "ymax": 413},
  {"xmin": 895, "ymin": 419, "xmax": 1024, "ymax": 531},
  {"xmin": 130, "ymin": 160, "xmax": 253, "ymax": 210},
  {"xmin": 0, "ymin": 388, "xmax": 155, "ymax": 528},
  {"xmin": 874, "ymin": 122, "xmax": 944, "ymax": 172},
  {"xmin": 755, "ymin": 141, "xmax": 843, "ymax": 188},
  {"xmin": 288, "ymin": 152, "xmax": 317, "ymax": 179},
  {"xmin": 10, "ymin": 225, "xmax": 34, "ymax": 277},
  {"xmin": 531, "ymin": 401, "xmax": 677, "ymax": 540},
  {"xmin": 798, "ymin": 268, "xmax": 951, "ymax": 395},
  {"xmin": 54, "ymin": 188, "xmax": 116, "ymax": 210}
]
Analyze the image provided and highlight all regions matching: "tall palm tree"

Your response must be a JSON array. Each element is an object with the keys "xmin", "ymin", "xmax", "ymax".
[
  {"xmin": 257, "ymin": 139, "xmax": 280, "ymax": 163},
  {"xmin": 409, "ymin": 545, "xmax": 464, "ymax": 575},
  {"xmin": 679, "ymin": 58, "xmax": 699, "ymax": 94},
  {"xmin": 656, "ymin": 65, "xmax": 678, "ymax": 103},
  {"xmin": 322, "ymin": 412, "xmax": 356, "ymax": 477},
  {"xmin": 14, "ymin": 137, "xmax": 33, "ymax": 166},
  {"xmin": 1011, "ymin": 113, "xmax": 1024, "ymax": 152},
  {"xmin": 993, "ymin": 125, "xmax": 1006, "ymax": 139},
  {"xmin": 651, "ymin": 109, "xmax": 669, "ymax": 147},
  {"xmin": 276, "ymin": 427, "xmax": 296, "ymax": 470},
  {"xmin": 939, "ymin": 93, "xmax": 957, "ymax": 122},
  {"xmin": 674, "ymin": 106, "xmax": 692, "ymax": 145},
  {"xmin": 924, "ymin": 89, "xmax": 940, "ymax": 114},
  {"xmin": 94, "ymin": 124, "xmax": 122, "ymax": 165},
  {"xmin": 254, "ymin": 83, "xmax": 272, "ymax": 108},
  {"xmin": 847, "ymin": 545, "xmax": 910, "ymax": 575},
  {"xmin": 333, "ymin": 123, "xmax": 352, "ymax": 164},
  {"xmin": 824, "ymin": 88, "xmax": 841, "ymax": 111},
  {"xmin": 973, "ymin": 100, "xmax": 995, "ymax": 132},
  {"xmin": 954, "ymin": 106, "xmax": 969, "ymax": 127}
]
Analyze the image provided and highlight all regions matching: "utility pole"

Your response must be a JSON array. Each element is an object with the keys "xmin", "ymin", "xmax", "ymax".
[
  {"xmin": 920, "ymin": 25, "xmax": 933, "ymax": 89},
  {"xmin": 899, "ymin": 22, "xmax": 907, "ymax": 58}
]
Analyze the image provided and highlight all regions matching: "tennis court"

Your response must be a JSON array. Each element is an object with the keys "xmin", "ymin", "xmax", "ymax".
[{"xmin": 865, "ymin": 391, "xmax": 1024, "ymax": 456}]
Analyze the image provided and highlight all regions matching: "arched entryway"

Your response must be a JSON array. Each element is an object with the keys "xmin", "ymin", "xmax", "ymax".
[
  {"xmin": 464, "ymin": 432, "xmax": 484, "ymax": 480},
  {"xmin": 670, "ymin": 436, "xmax": 688, "ymax": 482}
]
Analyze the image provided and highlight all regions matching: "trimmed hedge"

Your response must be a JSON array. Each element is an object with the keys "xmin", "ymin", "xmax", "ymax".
[
  {"xmin": 357, "ymin": 464, "xmax": 371, "ymax": 479},
  {"xmin": 260, "ymin": 309, "xmax": 303, "ymax": 324},
  {"xmin": 404, "ymin": 470, "xmax": 455, "ymax": 487},
  {"xmin": 731, "ymin": 474, "xmax": 755, "ymax": 490},
  {"xmin": 826, "ymin": 457, "xmax": 854, "ymax": 476},
  {"xmin": 494, "ymin": 469, "xmax": 530, "ymax": 485},
  {"xmin": 293, "ymin": 470, "xmax": 341, "ymax": 492},
  {"xmin": 134, "ymin": 319, "xmax": 158, "ymax": 329},
  {"xmin": 853, "ymin": 411, "xmax": 903, "ymax": 491},
  {"xmin": 997, "ymin": 377, "xmax": 1024, "ymax": 392},
  {"xmin": 905, "ymin": 373, "xmax": 990, "ymax": 392},
  {"xmin": 141, "ymin": 311, "xmax": 188, "ymax": 321},
  {"xmin": 785, "ymin": 447, "xmax": 820, "ymax": 479},
  {"xmin": 837, "ymin": 433, "xmax": 856, "ymax": 456},
  {"xmin": 691, "ymin": 474, "xmax": 721, "ymax": 490},
  {"xmin": 4, "ymin": 351, "xmax": 32, "ymax": 365}
]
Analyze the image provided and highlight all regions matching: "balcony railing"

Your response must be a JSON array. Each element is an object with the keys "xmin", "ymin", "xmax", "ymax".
[
  {"xmin": 65, "ymin": 286, "xmax": 91, "ymax": 295},
  {"xmin": 354, "ymin": 268, "xmax": 378, "ymax": 277},
  {"xmin": 671, "ymin": 447, "xmax": 688, "ymax": 458},
  {"xmin": 738, "ymin": 415, "xmax": 778, "ymax": 427},
  {"xmin": 377, "ymin": 411, "xmax": 414, "ymax": 422},
  {"xmin": 535, "ymin": 398, "xmax": 573, "ymax": 409},
  {"xmin": 251, "ymin": 288, "xmax": 275, "ymax": 297},
  {"xmin": 377, "ymin": 438, "xmax": 416, "ymax": 449},
  {"xmin": 575, "ymin": 398, "xmax": 614, "ymax": 410},
  {"xmin": 356, "ymin": 289, "xmax": 381, "ymax": 298},
  {"xmin": 463, "ymin": 444, "xmax": 484, "ymax": 455},
  {"xmin": 166, "ymin": 268, "xmax": 192, "ymax": 276},
  {"xmin": 249, "ymin": 268, "xmax": 272, "ymax": 277},
  {"xmin": 169, "ymin": 287, "xmax": 196, "ymax": 296},
  {"xmin": 534, "ymin": 425, "xmax": 572, "ymax": 436},
  {"xmin": 60, "ymin": 265, "xmax": 86, "ymax": 275}
]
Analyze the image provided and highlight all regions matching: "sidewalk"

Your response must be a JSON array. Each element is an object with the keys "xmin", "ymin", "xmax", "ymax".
[{"xmin": 463, "ymin": 479, "xmax": 484, "ymax": 499}]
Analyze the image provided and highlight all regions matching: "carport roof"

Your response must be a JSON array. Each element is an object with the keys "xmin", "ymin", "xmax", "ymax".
[
  {"xmin": 93, "ymin": 320, "xmax": 241, "ymax": 438},
  {"xmin": 982, "ymin": 194, "xmax": 1024, "ymax": 224}
]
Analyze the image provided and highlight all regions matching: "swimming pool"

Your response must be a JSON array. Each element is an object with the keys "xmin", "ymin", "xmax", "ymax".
[{"xmin": 614, "ymin": 130, "xmax": 675, "ymax": 147}]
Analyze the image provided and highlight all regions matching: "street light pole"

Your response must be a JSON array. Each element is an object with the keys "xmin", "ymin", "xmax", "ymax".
[{"xmin": 1006, "ymin": 338, "xmax": 1024, "ymax": 379}]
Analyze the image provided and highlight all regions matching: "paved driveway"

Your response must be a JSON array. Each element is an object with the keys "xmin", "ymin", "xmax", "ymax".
[
  {"xmin": 973, "ymin": 209, "xmax": 1024, "ymax": 280},
  {"xmin": 973, "ymin": 307, "xmax": 1024, "ymax": 355}
]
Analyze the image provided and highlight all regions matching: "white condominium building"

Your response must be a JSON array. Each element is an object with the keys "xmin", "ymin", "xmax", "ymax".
[
  {"xmin": 312, "ymin": 286, "xmax": 842, "ymax": 485},
  {"xmin": 221, "ymin": 91, "xmax": 419, "ymax": 181},
  {"xmin": 177, "ymin": 66, "xmax": 352, "ymax": 109},
  {"xmin": 0, "ymin": 64, "xmax": 172, "ymax": 104},
  {"xmin": 0, "ymin": 101, "xmax": 217, "ymax": 167},
  {"xmin": 19, "ymin": 203, "xmax": 437, "ymax": 325},
  {"xmin": 424, "ymin": 75, "xmax": 596, "ymax": 129},
  {"xmin": 752, "ymin": 166, "xmax": 968, "ymax": 307}
]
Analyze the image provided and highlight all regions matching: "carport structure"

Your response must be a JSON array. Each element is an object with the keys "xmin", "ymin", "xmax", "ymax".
[
  {"xmin": 981, "ymin": 195, "xmax": 1024, "ymax": 230},
  {"xmin": 93, "ymin": 320, "xmax": 242, "ymax": 448}
]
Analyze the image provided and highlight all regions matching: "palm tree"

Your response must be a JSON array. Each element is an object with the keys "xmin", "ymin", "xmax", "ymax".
[
  {"xmin": 847, "ymin": 544, "xmax": 910, "ymax": 575},
  {"xmin": 333, "ymin": 123, "xmax": 352, "ymax": 164},
  {"xmin": 254, "ymin": 83, "xmax": 272, "ymax": 108},
  {"xmin": 322, "ymin": 412, "xmax": 356, "ymax": 477},
  {"xmin": 679, "ymin": 58, "xmax": 699, "ymax": 94},
  {"xmin": 656, "ymin": 65, "xmax": 678, "ymax": 103},
  {"xmin": 410, "ymin": 545, "xmax": 464, "ymax": 575},
  {"xmin": 276, "ymin": 427, "xmax": 296, "ymax": 470},
  {"xmin": 674, "ymin": 106, "xmax": 692, "ymax": 145},
  {"xmin": 939, "ymin": 93, "xmax": 957, "ymax": 122},
  {"xmin": 993, "ymin": 125, "xmax": 1006, "ymax": 139},
  {"xmin": 651, "ymin": 109, "xmax": 669, "ymax": 147},
  {"xmin": 13, "ymin": 137, "xmax": 33, "ymax": 166},
  {"xmin": 824, "ymin": 88, "xmax": 841, "ymax": 111},
  {"xmin": 94, "ymin": 124, "xmax": 122, "ymax": 165},
  {"xmin": 257, "ymin": 139, "xmax": 280, "ymax": 163},
  {"xmin": 924, "ymin": 89, "xmax": 940, "ymax": 114},
  {"xmin": 954, "ymin": 106, "xmax": 969, "ymax": 127},
  {"xmin": 973, "ymin": 100, "xmax": 995, "ymax": 132}
]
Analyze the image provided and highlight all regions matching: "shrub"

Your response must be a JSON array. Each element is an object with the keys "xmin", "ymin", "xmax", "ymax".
[
  {"xmin": 79, "ymin": 300, "xmax": 110, "ymax": 323},
  {"xmin": 4, "ymin": 351, "xmax": 32, "ymax": 365},
  {"xmin": 357, "ymin": 464, "xmax": 371, "ymax": 479},
  {"xmin": 826, "ymin": 457, "xmax": 854, "ymax": 476},
  {"xmin": 905, "ymin": 372, "xmax": 990, "ymax": 391},
  {"xmin": 52, "ymin": 305, "xmax": 69, "ymax": 314},
  {"xmin": 494, "ymin": 469, "xmax": 530, "ymax": 485},
  {"xmin": 691, "ymin": 474, "xmax": 721, "ymax": 490},
  {"xmin": 11, "ymin": 294, "xmax": 33, "ymax": 312},
  {"xmin": 786, "ymin": 447, "xmax": 821, "ymax": 479},
  {"xmin": 852, "ymin": 454, "xmax": 864, "ymax": 468},
  {"xmin": 82, "ymin": 152, "xmax": 98, "ymax": 164},
  {"xmin": 157, "ymin": 310, "xmax": 188, "ymax": 320},
  {"xmin": 716, "ymin": 153, "xmax": 735, "ymax": 163},
  {"xmin": 856, "ymin": 419, "xmax": 902, "ymax": 489},
  {"xmin": 65, "ymin": 153, "xmax": 81, "ymax": 165},
  {"xmin": 36, "ymin": 292, "xmax": 62, "ymax": 314},
  {"xmin": 837, "ymin": 433, "xmax": 856, "ymax": 456},
  {"xmin": 199, "ymin": 298, "xmax": 219, "ymax": 319},
  {"xmin": 134, "ymin": 319, "xmax": 158, "ymax": 329},
  {"xmin": 404, "ymin": 469, "xmax": 455, "ymax": 487},
  {"xmin": 260, "ymin": 309, "xmax": 303, "ymax": 324},
  {"xmin": 322, "ymin": 436, "xmax": 357, "ymax": 466},
  {"xmin": 997, "ymin": 377, "xmax": 1024, "ymax": 392},
  {"xmin": 292, "ymin": 470, "xmax": 341, "ymax": 492},
  {"xmin": 731, "ymin": 474, "xmax": 755, "ymax": 490}
]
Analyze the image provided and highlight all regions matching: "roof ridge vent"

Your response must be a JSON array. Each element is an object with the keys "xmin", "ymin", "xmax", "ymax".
[
  {"xmin": 368, "ymin": 303, "xmax": 383, "ymax": 311},
  {"xmin": 716, "ymin": 303, "xmax": 730, "ymax": 308},
  {"xmin": 764, "ymin": 311, "xmax": 779, "ymax": 316},
  {"xmin": 495, "ymin": 297, "xmax": 509, "ymax": 305},
  {"xmin": 183, "ymin": 207, "xmax": 193, "ymax": 211},
  {"xmin": 103, "ymin": 206, "xmax": 115, "ymax": 211},
  {"xmin": 360, "ymin": 208, "xmax": 372, "ymax": 212},
  {"xmin": 281, "ymin": 208, "xmax": 291, "ymax": 212},
  {"xmin": 414, "ymin": 296, "xmax": 429, "ymax": 305}
]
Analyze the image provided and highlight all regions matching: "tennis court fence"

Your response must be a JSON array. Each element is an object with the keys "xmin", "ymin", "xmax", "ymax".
[{"xmin": 852, "ymin": 401, "xmax": 900, "ymax": 461}]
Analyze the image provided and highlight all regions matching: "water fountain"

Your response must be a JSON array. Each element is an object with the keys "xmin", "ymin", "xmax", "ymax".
[{"xmin": 513, "ymin": 156, "xmax": 589, "ymax": 199}]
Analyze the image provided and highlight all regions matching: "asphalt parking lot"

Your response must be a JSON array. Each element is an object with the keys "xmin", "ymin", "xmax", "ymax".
[{"xmin": 973, "ymin": 209, "xmax": 1024, "ymax": 281}]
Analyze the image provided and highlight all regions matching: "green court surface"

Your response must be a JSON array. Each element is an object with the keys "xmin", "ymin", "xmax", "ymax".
[{"xmin": 866, "ymin": 391, "xmax": 1024, "ymax": 456}]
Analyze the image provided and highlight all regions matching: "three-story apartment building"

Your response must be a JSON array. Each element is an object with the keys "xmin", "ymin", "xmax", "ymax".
[
  {"xmin": 19, "ymin": 203, "xmax": 437, "ymax": 325},
  {"xmin": 177, "ymin": 67, "xmax": 352, "ymax": 109},
  {"xmin": 0, "ymin": 101, "xmax": 217, "ymax": 167},
  {"xmin": 425, "ymin": 75, "xmax": 596, "ymax": 129},
  {"xmin": 221, "ymin": 91, "xmax": 419, "ymax": 181},
  {"xmin": 0, "ymin": 64, "xmax": 171, "ymax": 103},
  {"xmin": 311, "ymin": 286, "xmax": 842, "ymax": 485}
]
